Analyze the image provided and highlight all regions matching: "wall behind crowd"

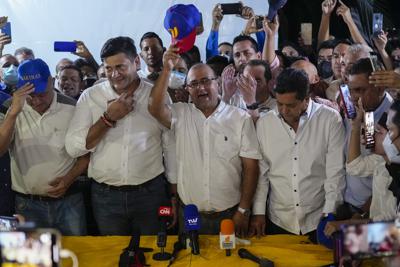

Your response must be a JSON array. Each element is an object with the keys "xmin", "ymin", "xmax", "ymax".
[{"xmin": 2, "ymin": 0, "xmax": 269, "ymax": 74}]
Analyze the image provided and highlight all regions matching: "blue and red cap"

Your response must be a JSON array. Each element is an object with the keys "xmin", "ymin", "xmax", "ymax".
[
  {"xmin": 164, "ymin": 4, "xmax": 201, "ymax": 53},
  {"xmin": 17, "ymin": 58, "xmax": 51, "ymax": 93}
]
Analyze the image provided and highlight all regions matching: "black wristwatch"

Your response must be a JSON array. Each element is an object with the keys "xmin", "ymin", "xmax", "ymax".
[{"xmin": 246, "ymin": 102, "xmax": 259, "ymax": 110}]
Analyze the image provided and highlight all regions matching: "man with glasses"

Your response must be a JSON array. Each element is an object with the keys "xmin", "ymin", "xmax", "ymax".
[{"xmin": 148, "ymin": 46, "xmax": 261, "ymax": 236}]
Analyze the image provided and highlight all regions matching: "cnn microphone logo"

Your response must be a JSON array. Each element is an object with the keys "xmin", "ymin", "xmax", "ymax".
[{"xmin": 159, "ymin": 206, "xmax": 172, "ymax": 216}]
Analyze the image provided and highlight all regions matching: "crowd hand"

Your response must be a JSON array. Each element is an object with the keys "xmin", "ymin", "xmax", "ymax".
[
  {"xmin": 236, "ymin": 73, "xmax": 257, "ymax": 105},
  {"xmin": 47, "ymin": 175, "xmax": 73, "ymax": 198},
  {"xmin": 106, "ymin": 92, "xmax": 134, "ymax": 121},
  {"xmin": 0, "ymin": 16, "xmax": 7, "ymax": 28},
  {"xmin": 248, "ymin": 215, "xmax": 266, "ymax": 238},
  {"xmin": 232, "ymin": 211, "xmax": 250, "ymax": 237},
  {"xmin": 369, "ymin": 70, "xmax": 400, "ymax": 89},
  {"xmin": 373, "ymin": 31, "xmax": 388, "ymax": 52},
  {"xmin": 172, "ymin": 88, "xmax": 189, "ymax": 103},
  {"xmin": 72, "ymin": 40, "xmax": 93, "ymax": 59},
  {"xmin": 221, "ymin": 64, "xmax": 237, "ymax": 102},
  {"xmin": 162, "ymin": 45, "xmax": 180, "ymax": 72},
  {"xmin": 336, "ymin": 0, "xmax": 352, "ymax": 24},
  {"xmin": 321, "ymin": 0, "xmax": 337, "ymax": 15},
  {"xmin": 243, "ymin": 16, "xmax": 262, "ymax": 35},
  {"xmin": 212, "ymin": 4, "xmax": 223, "ymax": 26},
  {"xmin": 263, "ymin": 15, "xmax": 279, "ymax": 37},
  {"xmin": 9, "ymin": 84, "xmax": 34, "ymax": 116},
  {"xmin": 352, "ymin": 98, "xmax": 364, "ymax": 126},
  {"xmin": 0, "ymin": 33, "xmax": 11, "ymax": 51},
  {"xmin": 240, "ymin": 5, "xmax": 254, "ymax": 20},
  {"xmin": 323, "ymin": 221, "xmax": 343, "ymax": 237}
]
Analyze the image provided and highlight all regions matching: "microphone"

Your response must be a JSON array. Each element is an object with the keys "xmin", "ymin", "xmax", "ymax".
[
  {"xmin": 167, "ymin": 233, "xmax": 186, "ymax": 267},
  {"xmin": 119, "ymin": 227, "xmax": 149, "ymax": 267},
  {"xmin": 238, "ymin": 248, "xmax": 275, "ymax": 267},
  {"xmin": 219, "ymin": 219, "xmax": 235, "ymax": 256},
  {"xmin": 153, "ymin": 206, "xmax": 173, "ymax": 261},
  {"xmin": 183, "ymin": 204, "xmax": 200, "ymax": 255}
]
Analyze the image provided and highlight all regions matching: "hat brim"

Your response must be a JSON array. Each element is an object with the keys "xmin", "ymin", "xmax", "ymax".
[
  {"xmin": 18, "ymin": 79, "xmax": 48, "ymax": 94},
  {"xmin": 172, "ymin": 29, "xmax": 196, "ymax": 54}
]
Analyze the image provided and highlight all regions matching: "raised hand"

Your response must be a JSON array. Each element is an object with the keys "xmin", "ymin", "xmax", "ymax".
[
  {"xmin": 221, "ymin": 64, "xmax": 237, "ymax": 103},
  {"xmin": 162, "ymin": 45, "xmax": 180, "ymax": 72},
  {"xmin": 321, "ymin": 0, "xmax": 337, "ymax": 15},
  {"xmin": 9, "ymin": 84, "xmax": 35, "ymax": 116},
  {"xmin": 263, "ymin": 15, "xmax": 279, "ymax": 37},
  {"xmin": 336, "ymin": 0, "xmax": 352, "ymax": 24},
  {"xmin": 106, "ymin": 92, "xmax": 134, "ymax": 121}
]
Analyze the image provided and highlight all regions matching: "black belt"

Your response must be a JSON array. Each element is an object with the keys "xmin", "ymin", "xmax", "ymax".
[
  {"xmin": 93, "ymin": 173, "xmax": 165, "ymax": 192},
  {"xmin": 179, "ymin": 198, "xmax": 238, "ymax": 218},
  {"xmin": 15, "ymin": 182, "xmax": 81, "ymax": 202}
]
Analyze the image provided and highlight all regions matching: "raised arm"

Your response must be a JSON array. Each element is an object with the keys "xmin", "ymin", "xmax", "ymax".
[
  {"xmin": 262, "ymin": 15, "xmax": 279, "ymax": 64},
  {"xmin": 206, "ymin": 4, "xmax": 223, "ymax": 60},
  {"xmin": 373, "ymin": 32, "xmax": 393, "ymax": 71},
  {"xmin": 318, "ymin": 0, "xmax": 336, "ymax": 46},
  {"xmin": 0, "ymin": 84, "xmax": 34, "ymax": 156},
  {"xmin": 336, "ymin": 0, "xmax": 367, "ymax": 46},
  {"xmin": 148, "ymin": 46, "xmax": 180, "ymax": 129}
]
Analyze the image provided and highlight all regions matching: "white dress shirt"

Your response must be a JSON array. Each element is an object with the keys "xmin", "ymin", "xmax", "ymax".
[
  {"xmin": 170, "ymin": 101, "xmax": 262, "ymax": 212},
  {"xmin": 347, "ymin": 154, "xmax": 397, "ymax": 221},
  {"xmin": 253, "ymin": 100, "xmax": 346, "ymax": 234},
  {"xmin": 65, "ymin": 79, "xmax": 175, "ymax": 186},
  {"xmin": 3, "ymin": 93, "xmax": 77, "ymax": 195}
]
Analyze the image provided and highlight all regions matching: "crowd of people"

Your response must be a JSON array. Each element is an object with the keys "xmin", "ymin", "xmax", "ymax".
[{"xmin": 0, "ymin": 1, "xmax": 400, "ymax": 248}]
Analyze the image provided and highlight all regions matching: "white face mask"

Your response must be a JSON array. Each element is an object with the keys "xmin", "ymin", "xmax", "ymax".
[
  {"xmin": 168, "ymin": 71, "xmax": 186, "ymax": 90},
  {"xmin": 383, "ymin": 133, "xmax": 400, "ymax": 164},
  {"xmin": 1, "ymin": 65, "xmax": 18, "ymax": 85}
]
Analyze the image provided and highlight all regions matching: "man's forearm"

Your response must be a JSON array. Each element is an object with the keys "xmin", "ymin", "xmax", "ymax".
[
  {"xmin": 318, "ymin": 14, "xmax": 330, "ymax": 46},
  {"xmin": 63, "ymin": 154, "xmax": 90, "ymax": 185},
  {"xmin": 148, "ymin": 68, "xmax": 172, "ymax": 128},
  {"xmin": 239, "ymin": 158, "xmax": 259, "ymax": 209},
  {"xmin": 85, "ymin": 118, "xmax": 110, "ymax": 150},
  {"xmin": 263, "ymin": 34, "xmax": 276, "ymax": 64},
  {"xmin": 0, "ymin": 113, "xmax": 17, "ymax": 156},
  {"xmin": 348, "ymin": 125, "xmax": 361, "ymax": 163},
  {"xmin": 378, "ymin": 49, "xmax": 393, "ymax": 71},
  {"xmin": 346, "ymin": 20, "xmax": 367, "ymax": 46}
]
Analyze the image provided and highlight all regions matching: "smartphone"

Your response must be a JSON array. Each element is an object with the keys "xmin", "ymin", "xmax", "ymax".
[
  {"xmin": 255, "ymin": 16, "xmax": 264, "ymax": 30},
  {"xmin": 0, "ymin": 229, "xmax": 61, "ymax": 267},
  {"xmin": 368, "ymin": 52, "xmax": 380, "ymax": 72},
  {"xmin": 341, "ymin": 222, "xmax": 400, "ymax": 259},
  {"xmin": 53, "ymin": 41, "xmax": 77, "ymax": 52},
  {"xmin": 0, "ymin": 22, "xmax": 11, "ymax": 39},
  {"xmin": 339, "ymin": 84, "xmax": 357, "ymax": 119},
  {"xmin": 220, "ymin": 3, "xmax": 243, "ymax": 15},
  {"xmin": 372, "ymin": 13, "xmax": 383, "ymax": 37},
  {"xmin": 0, "ymin": 216, "xmax": 18, "ymax": 231},
  {"xmin": 364, "ymin": 111, "xmax": 375, "ymax": 149},
  {"xmin": 301, "ymin": 23, "xmax": 312, "ymax": 46}
]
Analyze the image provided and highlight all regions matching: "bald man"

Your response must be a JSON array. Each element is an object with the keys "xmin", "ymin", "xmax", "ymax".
[{"xmin": 291, "ymin": 60, "xmax": 339, "ymax": 111}]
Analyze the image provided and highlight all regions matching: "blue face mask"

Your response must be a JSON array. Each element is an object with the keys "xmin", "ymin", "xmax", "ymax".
[{"xmin": 2, "ymin": 65, "xmax": 18, "ymax": 85}]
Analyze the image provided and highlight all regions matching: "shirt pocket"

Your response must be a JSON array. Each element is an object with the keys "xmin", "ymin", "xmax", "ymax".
[{"xmin": 214, "ymin": 133, "xmax": 239, "ymax": 161}]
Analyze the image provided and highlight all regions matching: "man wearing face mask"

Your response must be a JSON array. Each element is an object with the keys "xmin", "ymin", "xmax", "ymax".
[
  {"xmin": 0, "ymin": 54, "xmax": 18, "ymax": 216},
  {"xmin": 317, "ymin": 40, "xmax": 335, "ymax": 84},
  {"xmin": 167, "ymin": 56, "xmax": 189, "ymax": 103},
  {"xmin": 0, "ymin": 55, "xmax": 19, "ymax": 93}
]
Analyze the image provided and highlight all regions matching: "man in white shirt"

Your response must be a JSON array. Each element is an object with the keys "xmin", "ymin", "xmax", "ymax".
[
  {"xmin": 65, "ymin": 37, "xmax": 175, "ymax": 235},
  {"xmin": 0, "ymin": 58, "xmax": 88, "ymax": 235},
  {"xmin": 250, "ymin": 68, "xmax": 346, "ymax": 241},
  {"xmin": 148, "ymin": 46, "xmax": 261, "ymax": 236}
]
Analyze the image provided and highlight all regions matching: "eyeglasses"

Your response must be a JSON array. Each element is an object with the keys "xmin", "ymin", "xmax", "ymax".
[{"xmin": 186, "ymin": 77, "xmax": 217, "ymax": 89}]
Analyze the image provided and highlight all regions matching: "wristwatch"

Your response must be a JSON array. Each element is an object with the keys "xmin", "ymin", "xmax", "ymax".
[
  {"xmin": 237, "ymin": 207, "xmax": 251, "ymax": 217},
  {"xmin": 246, "ymin": 102, "xmax": 259, "ymax": 110}
]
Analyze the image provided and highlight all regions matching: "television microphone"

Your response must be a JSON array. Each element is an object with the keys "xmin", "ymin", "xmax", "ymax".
[
  {"xmin": 219, "ymin": 219, "xmax": 235, "ymax": 256},
  {"xmin": 153, "ymin": 206, "xmax": 173, "ymax": 261},
  {"xmin": 183, "ymin": 204, "xmax": 201, "ymax": 255},
  {"xmin": 119, "ymin": 227, "xmax": 150, "ymax": 267},
  {"xmin": 238, "ymin": 248, "xmax": 275, "ymax": 267}
]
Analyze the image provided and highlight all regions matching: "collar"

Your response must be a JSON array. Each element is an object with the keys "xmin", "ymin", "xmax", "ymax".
[
  {"xmin": 275, "ymin": 98, "xmax": 314, "ymax": 120},
  {"xmin": 374, "ymin": 92, "xmax": 393, "ymax": 121}
]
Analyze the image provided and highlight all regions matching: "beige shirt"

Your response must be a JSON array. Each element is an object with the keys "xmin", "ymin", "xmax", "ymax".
[
  {"xmin": 6, "ymin": 93, "xmax": 77, "ymax": 195},
  {"xmin": 171, "ymin": 101, "xmax": 262, "ymax": 212},
  {"xmin": 65, "ymin": 79, "xmax": 176, "ymax": 186}
]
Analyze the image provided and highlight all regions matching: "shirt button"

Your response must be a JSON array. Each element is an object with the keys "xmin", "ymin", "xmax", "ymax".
[
  {"xmin": 296, "ymin": 204, "xmax": 299, "ymax": 206},
  {"xmin": 294, "ymin": 157, "xmax": 297, "ymax": 160},
  {"xmin": 290, "ymin": 128, "xmax": 293, "ymax": 131},
  {"xmin": 294, "ymin": 142, "xmax": 297, "ymax": 145},
  {"xmin": 294, "ymin": 174, "xmax": 296, "ymax": 177},
  {"xmin": 294, "ymin": 189, "xmax": 297, "ymax": 192}
]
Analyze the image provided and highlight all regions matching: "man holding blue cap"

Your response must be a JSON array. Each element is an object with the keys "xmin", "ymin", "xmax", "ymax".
[{"xmin": 0, "ymin": 58, "xmax": 88, "ymax": 235}]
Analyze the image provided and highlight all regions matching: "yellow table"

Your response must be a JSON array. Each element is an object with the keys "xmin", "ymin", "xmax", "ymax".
[{"xmin": 61, "ymin": 235, "xmax": 333, "ymax": 267}]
